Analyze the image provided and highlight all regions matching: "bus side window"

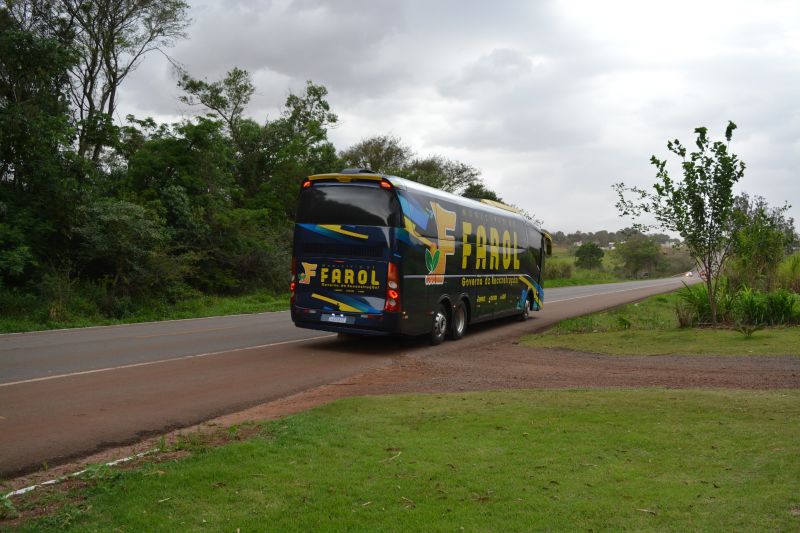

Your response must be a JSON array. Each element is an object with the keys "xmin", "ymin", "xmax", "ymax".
[{"xmin": 527, "ymin": 227, "xmax": 541, "ymax": 277}]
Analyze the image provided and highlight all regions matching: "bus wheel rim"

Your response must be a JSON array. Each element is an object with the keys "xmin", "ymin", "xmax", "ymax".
[
  {"xmin": 434, "ymin": 311, "xmax": 446, "ymax": 336},
  {"xmin": 455, "ymin": 307, "xmax": 465, "ymax": 334}
]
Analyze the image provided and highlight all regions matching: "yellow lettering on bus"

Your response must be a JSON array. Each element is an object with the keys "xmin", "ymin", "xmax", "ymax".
[
  {"xmin": 344, "ymin": 269, "xmax": 354, "ymax": 285},
  {"xmin": 490, "ymin": 227, "xmax": 500, "ymax": 270},
  {"xmin": 371, "ymin": 270, "xmax": 380, "ymax": 286},
  {"xmin": 476, "ymin": 225, "xmax": 487, "ymax": 270},
  {"xmin": 320, "ymin": 268, "xmax": 329, "ymax": 283},
  {"xmin": 502, "ymin": 230, "xmax": 512, "ymax": 269},
  {"xmin": 357, "ymin": 270, "xmax": 367, "ymax": 285},
  {"xmin": 332, "ymin": 269, "xmax": 341, "ymax": 284},
  {"xmin": 462, "ymin": 221, "xmax": 472, "ymax": 269},
  {"xmin": 513, "ymin": 231, "xmax": 520, "ymax": 269}
]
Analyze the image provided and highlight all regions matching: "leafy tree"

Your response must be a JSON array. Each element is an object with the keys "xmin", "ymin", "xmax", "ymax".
[
  {"xmin": 614, "ymin": 232, "xmax": 660, "ymax": 278},
  {"xmin": 9, "ymin": 0, "xmax": 191, "ymax": 162},
  {"xmin": 339, "ymin": 134, "xmax": 482, "ymax": 194},
  {"xmin": 462, "ymin": 182, "xmax": 502, "ymax": 202},
  {"xmin": 0, "ymin": 8, "xmax": 86, "ymax": 279},
  {"xmin": 615, "ymin": 122, "xmax": 745, "ymax": 324},
  {"xmin": 255, "ymin": 81, "xmax": 339, "ymax": 217},
  {"xmin": 178, "ymin": 67, "xmax": 255, "ymax": 145},
  {"xmin": 0, "ymin": 7, "xmax": 74, "ymax": 185},
  {"xmin": 339, "ymin": 134, "xmax": 411, "ymax": 173},
  {"xmin": 728, "ymin": 194, "xmax": 795, "ymax": 290},
  {"xmin": 75, "ymin": 199, "xmax": 168, "ymax": 293},
  {"xmin": 0, "ymin": 219, "xmax": 34, "ymax": 287},
  {"xmin": 178, "ymin": 72, "xmax": 339, "ymax": 215},
  {"xmin": 574, "ymin": 242, "xmax": 604, "ymax": 269},
  {"xmin": 403, "ymin": 155, "xmax": 480, "ymax": 193}
]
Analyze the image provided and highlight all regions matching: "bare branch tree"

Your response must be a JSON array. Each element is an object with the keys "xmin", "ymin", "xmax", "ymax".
[{"xmin": 56, "ymin": 0, "xmax": 190, "ymax": 162}]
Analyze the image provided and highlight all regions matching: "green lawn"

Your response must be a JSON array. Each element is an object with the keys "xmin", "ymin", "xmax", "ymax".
[
  {"xmin": 545, "ymin": 244, "xmax": 626, "ymax": 287},
  {"xmin": 527, "ymin": 327, "xmax": 800, "ymax": 356},
  {"xmin": 544, "ymin": 270, "xmax": 623, "ymax": 288},
  {"xmin": 7, "ymin": 390, "xmax": 800, "ymax": 531},
  {"xmin": 523, "ymin": 292, "xmax": 800, "ymax": 356}
]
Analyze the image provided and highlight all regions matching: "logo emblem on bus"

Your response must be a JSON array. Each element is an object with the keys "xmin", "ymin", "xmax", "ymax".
[
  {"xmin": 299, "ymin": 262, "xmax": 318, "ymax": 284},
  {"xmin": 425, "ymin": 202, "xmax": 456, "ymax": 285}
]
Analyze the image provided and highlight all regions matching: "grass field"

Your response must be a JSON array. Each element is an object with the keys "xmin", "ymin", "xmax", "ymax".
[
  {"xmin": 6, "ymin": 389, "xmax": 800, "ymax": 531},
  {"xmin": 522, "ymin": 292, "xmax": 800, "ymax": 356},
  {"xmin": 545, "ymin": 244, "xmax": 626, "ymax": 288}
]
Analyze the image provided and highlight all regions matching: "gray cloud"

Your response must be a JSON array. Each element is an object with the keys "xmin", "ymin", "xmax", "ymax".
[{"xmin": 116, "ymin": 0, "xmax": 800, "ymax": 232}]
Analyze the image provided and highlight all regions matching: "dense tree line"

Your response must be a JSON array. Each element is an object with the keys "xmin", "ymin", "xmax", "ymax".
[
  {"xmin": 550, "ymin": 228, "xmax": 675, "ymax": 248},
  {"xmin": 0, "ymin": 3, "xmax": 504, "ymax": 320}
]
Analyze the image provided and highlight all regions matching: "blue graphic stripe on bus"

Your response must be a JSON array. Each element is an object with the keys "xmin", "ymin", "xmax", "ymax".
[
  {"xmin": 309, "ymin": 289, "xmax": 382, "ymax": 314},
  {"xmin": 518, "ymin": 288, "xmax": 529, "ymax": 311},
  {"xmin": 397, "ymin": 194, "xmax": 431, "ymax": 229},
  {"xmin": 297, "ymin": 223, "xmax": 390, "ymax": 245},
  {"xmin": 298, "ymin": 224, "xmax": 363, "ymax": 242}
]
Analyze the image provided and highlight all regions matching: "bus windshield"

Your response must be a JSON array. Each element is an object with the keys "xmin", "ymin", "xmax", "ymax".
[{"xmin": 296, "ymin": 182, "xmax": 400, "ymax": 226}]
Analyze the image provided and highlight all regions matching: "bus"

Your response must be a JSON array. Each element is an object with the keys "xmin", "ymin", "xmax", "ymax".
[{"xmin": 290, "ymin": 168, "xmax": 552, "ymax": 344}]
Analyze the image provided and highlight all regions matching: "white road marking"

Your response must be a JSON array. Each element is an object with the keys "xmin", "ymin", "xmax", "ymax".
[
  {"xmin": 1, "ymin": 280, "xmax": 686, "ymax": 387},
  {"xmin": 547, "ymin": 280, "xmax": 684, "ymax": 304},
  {"xmin": 5, "ymin": 450, "xmax": 156, "ymax": 499},
  {"xmin": 0, "ymin": 334, "xmax": 335, "ymax": 389}
]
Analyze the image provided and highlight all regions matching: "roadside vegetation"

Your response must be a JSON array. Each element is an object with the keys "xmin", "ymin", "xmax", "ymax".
[
  {"xmin": 529, "ymin": 251, "xmax": 800, "ymax": 356},
  {"xmin": 524, "ymin": 287, "xmax": 800, "ymax": 355},
  {"xmin": 543, "ymin": 231, "xmax": 695, "ymax": 288},
  {"xmin": 4, "ymin": 389, "xmax": 799, "ymax": 530},
  {"xmin": 0, "ymin": 6, "xmax": 515, "ymax": 333},
  {"xmin": 535, "ymin": 123, "xmax": 797, "ymax": 355},
  {"xmin": 0, "ymin": 290, "xmax": 288, "ymax": 334}
]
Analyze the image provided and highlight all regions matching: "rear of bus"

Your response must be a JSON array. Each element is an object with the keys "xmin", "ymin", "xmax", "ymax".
[{"xmin": 290, "ymin": 171, "xmax": 403, "ymax": 335}]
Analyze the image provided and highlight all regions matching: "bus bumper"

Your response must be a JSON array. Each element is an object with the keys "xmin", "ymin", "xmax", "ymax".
[{"xmin": 291, "ymin": 307, "xmax": 401, "ymax": 336}]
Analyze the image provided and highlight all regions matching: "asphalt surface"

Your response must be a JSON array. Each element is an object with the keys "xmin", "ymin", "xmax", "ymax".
[{"xmin": 0, "ymin": 277, "xmax": 691, "ymax": 476}]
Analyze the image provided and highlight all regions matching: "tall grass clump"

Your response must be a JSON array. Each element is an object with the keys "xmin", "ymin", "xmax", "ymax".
[
  {"xmin": 764, "ymin": 289, "xmax": 799, "ymax": 325},
  {"xmin": 678, "ymin": 282, "xmax": 800, "ymax": 335},
  {"xmin": 777, "ymin": 253, "xmax": 800, "ymax": 293},
  {"xmin": 544, "ymin": 259, "xmax": 572, "ymax": 280}
]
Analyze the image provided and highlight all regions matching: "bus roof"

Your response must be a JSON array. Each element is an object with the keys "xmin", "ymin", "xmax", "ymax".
[{"xmin": 307, "ymin": 171, "xmax": 546, "ymax": 233}]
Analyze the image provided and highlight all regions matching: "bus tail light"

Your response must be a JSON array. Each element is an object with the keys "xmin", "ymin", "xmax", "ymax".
[
  {"xmin": 290, "ymin": 256, "xmax": 297, "ymax": 303},
  {"xmin": 384, "ymin": 262, "xmax": 401, "ymax": 312}
]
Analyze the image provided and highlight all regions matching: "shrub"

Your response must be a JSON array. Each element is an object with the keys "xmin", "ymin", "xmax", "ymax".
[
  {"xmin": 544, "ymin": 259, "xmax": 572, "ymax": 280},
  {"xmin": 678, "ymin": 283, "xmax": 713, "ymax": 325},
  {"xmin": 674, "ymin": 300, "xmax": 696, "ymax": 328},
  {"xmin": 732, "ymin": 286, "xmax": 768, "ymax": 328},
  {"xmin": 574, "ymin": 242, "xmax": 604, "ymax": 269},
  {"xmin": 764, "ymin": 289, "xmax": 798, "ymax": 325}
]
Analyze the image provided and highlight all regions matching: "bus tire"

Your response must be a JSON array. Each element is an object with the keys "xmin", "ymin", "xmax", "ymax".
[
  {"xmin": 430, "ymin": 304, "xmax": 448, "ymax": 345},
  {"xmin": 518, "ymin": 296, "xmax": 531, "ymax": 321},
  {"xmin": 448, "ymin": 300, "xmax": 467, "ymax": 340}
]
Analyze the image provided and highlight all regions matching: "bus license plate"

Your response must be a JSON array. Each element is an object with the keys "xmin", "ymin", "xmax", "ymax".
[{"xmin": 323, "ymin": 314, "xmax": 352, "ymax": 324}]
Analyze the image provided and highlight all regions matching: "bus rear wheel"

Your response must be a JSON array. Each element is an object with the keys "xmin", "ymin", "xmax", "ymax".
[
  {"xmin": 430, "ymin": 304, "xmax": 448, "ymax": 345},
  {"xmin": 448, "ymin": 300, "xmax": 467, "ymax": 340},
  {"xmin": 518, "ymin": 296, "xmax": 532, "ymax": 321}
]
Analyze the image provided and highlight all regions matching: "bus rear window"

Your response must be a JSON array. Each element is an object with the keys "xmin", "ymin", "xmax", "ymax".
[{"xmin": 296, "ymin": 183, "xmax": 400, "ymax": 226}]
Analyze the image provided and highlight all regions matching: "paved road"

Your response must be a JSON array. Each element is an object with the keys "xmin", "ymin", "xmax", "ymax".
[{"xmin": 0, "ymin": 277, "xmax": 691, "ymax": 476}]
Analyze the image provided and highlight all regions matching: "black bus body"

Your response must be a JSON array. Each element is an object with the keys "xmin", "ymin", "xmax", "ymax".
[{"xmin": 290, "ymin": 170, "xmax": 551, "ymax": 344}]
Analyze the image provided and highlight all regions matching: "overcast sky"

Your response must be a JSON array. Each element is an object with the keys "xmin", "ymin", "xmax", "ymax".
[{"xmin": 117, "ymin": 0, "xmax": 799, "ymax": 233}]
